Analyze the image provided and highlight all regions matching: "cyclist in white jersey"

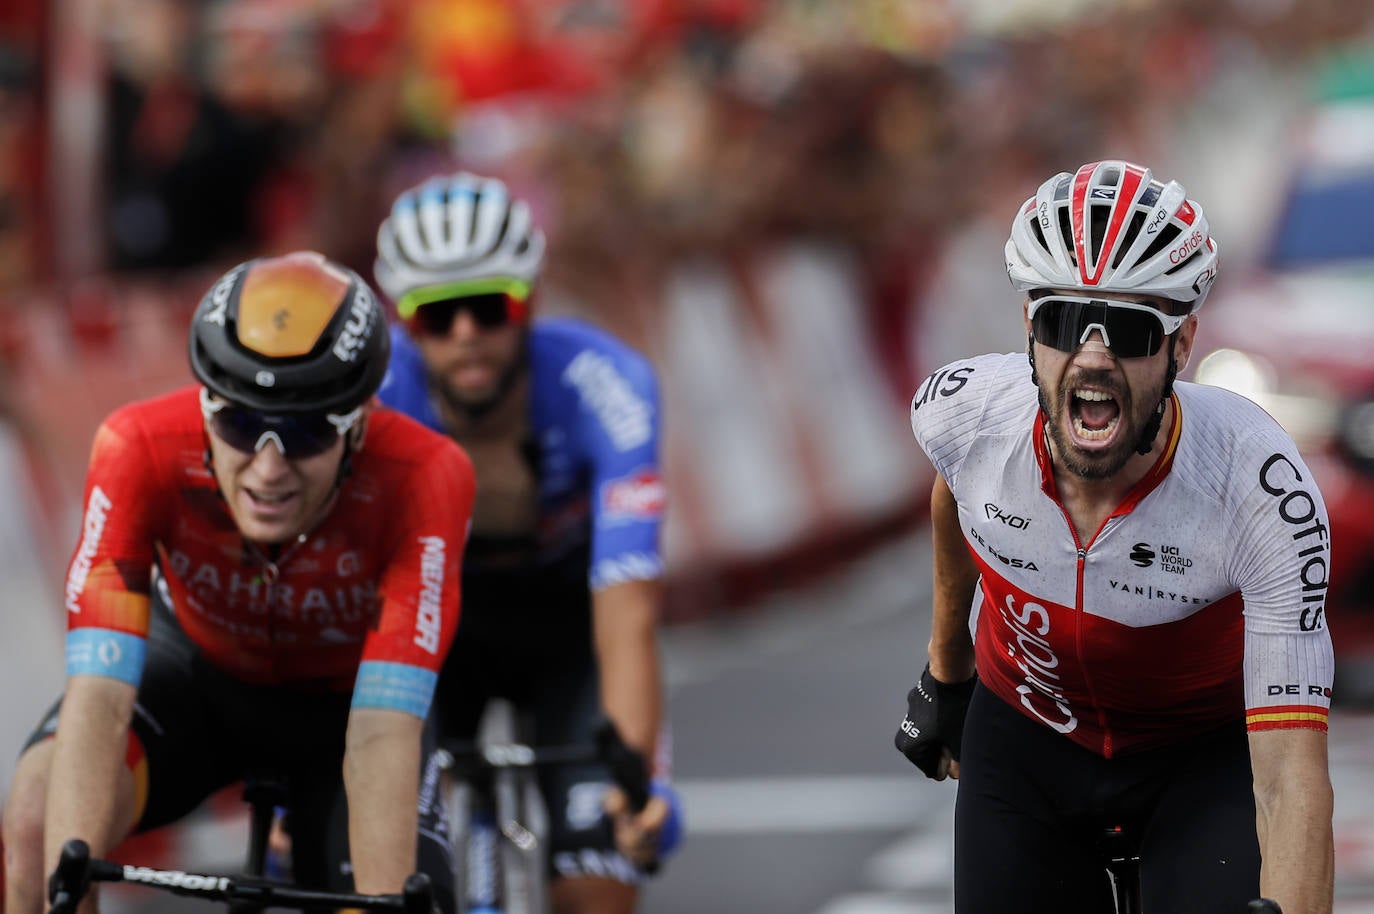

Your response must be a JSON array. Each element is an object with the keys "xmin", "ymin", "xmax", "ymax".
[{"xmin": 894, "ymin": 160, "xmax": 1334, "ymax": 914}]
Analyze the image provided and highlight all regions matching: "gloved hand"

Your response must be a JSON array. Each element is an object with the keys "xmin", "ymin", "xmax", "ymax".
[
  {"xmin": 1246, "ymin": 901, "xmax": 1282, "ymax": 914},
  {"xmin": 894, "ymin": 664, "xmax": 977, "ymax": 780}
]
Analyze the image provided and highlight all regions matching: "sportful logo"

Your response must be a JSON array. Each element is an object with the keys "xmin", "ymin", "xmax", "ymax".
[
  {"xmin": 414, "ymin": 536, "xmax": 446, "ymax": 653},
  {"xmin": 66, "ymin": 486, "xmax": 113, "ymax": 613},
  {"xmin": 564, "ymin": 352, "xmax": 652, "ymax": 451}
]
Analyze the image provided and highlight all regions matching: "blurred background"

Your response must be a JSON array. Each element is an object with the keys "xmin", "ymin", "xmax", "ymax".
[{"xmin": 5, "ymin": 0, "xmax": 1374, "ymax": 911}]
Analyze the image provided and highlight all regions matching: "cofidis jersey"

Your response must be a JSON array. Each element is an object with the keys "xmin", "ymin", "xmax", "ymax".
[
  {"xmin": 910, "ymin": 352, "xmax": 1334, "ymax": 757},
  {"xmin": 63, "ymin": 386, "xmax": 475, "ymax": 719}
]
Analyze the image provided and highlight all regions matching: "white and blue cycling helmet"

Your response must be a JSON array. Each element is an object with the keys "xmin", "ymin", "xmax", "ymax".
[{"xmin": 373, "ymin": 172, "xmax": 546, "ymax": 307}]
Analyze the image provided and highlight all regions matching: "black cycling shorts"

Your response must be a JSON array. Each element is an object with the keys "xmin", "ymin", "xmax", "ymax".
[
  {"xmin": 23, "ymin": 594, "xmax": 457, "ymax": 914},
  {"xmin": 953, "ymin": 683, "xmax": 1260, "ymax": 914},
  {"xmin": 435, "ymin": 588, "xmax": 639, "ymax": 885}
]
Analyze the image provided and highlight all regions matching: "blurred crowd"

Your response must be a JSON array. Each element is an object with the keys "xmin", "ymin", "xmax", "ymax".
[
  {"xmin": 3, "ymin": 0, "xmax": 1374, "ymax": 591},
  {"xmin": 1, "ymin": 0, "xmax": 1373, "ymax": 329}
]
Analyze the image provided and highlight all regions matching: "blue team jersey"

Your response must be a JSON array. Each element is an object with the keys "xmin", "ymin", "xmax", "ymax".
[{"xmin": 378, "ymin": 317, "xmax": 665, "ymax": 594}]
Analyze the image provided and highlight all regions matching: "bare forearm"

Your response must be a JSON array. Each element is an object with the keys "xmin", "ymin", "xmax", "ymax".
[
  {"xmin": 1257, "ymin": 781, "xmax": 1334, "ymax": 914},
  {"xmin": 44, "ymin": 676, "xmax": 137, "ymax": 874},
  {"xmin": 344, "ymin": 711, "xmax": 422, "ymax": 895},
  {"xmin": 1252, "ymin": 729, "xmax": 1334, "ymax": 914},
  {"xmin": 594, "ymin": 580, "xmax": 664, "ymax": 757},
  {"xmin": 928, "ymin": 474, "xmax": 978, "ymax": 682}
]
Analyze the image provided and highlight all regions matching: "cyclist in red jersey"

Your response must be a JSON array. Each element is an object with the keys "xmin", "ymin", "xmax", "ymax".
[
  {"xmin": 1, "ymin": 252, "xmax": 475, "ymax": 914},
  {"xmin": 894, "ymin": 162, "xmax": 1333, "ymax": 913}
]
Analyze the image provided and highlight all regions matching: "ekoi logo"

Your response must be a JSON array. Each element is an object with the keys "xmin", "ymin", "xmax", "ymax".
[{"xmin": 998, "ymin": 593, "xmax": 1077, "ymax": 735}]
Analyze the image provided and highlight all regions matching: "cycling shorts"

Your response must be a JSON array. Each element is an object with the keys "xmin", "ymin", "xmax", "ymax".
[{"xmin": 954, "ymin": 683, "xmax": 1259, "ymax": 913}]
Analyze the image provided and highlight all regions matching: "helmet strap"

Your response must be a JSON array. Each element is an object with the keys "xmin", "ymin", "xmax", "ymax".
[
  {"xmin": 1132, "ymin": 337, "xmax": 1179, "ymax": 456},
  {"xmin": 1026, "ymin": 333, "xmax": 1038, "ymax": 386}
]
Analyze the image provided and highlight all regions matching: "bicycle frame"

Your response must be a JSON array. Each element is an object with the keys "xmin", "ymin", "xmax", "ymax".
[{"xmin": 442, "ymin": 701, "xmax": 650, "ymax": 914}]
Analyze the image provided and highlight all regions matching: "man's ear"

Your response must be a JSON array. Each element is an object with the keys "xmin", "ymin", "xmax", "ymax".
[{"xmin": 1173, "ymin": 313, "xmax": 1200, "ymax": 375}]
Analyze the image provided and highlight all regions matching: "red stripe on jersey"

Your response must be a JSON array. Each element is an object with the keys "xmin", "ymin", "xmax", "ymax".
[{"xmin": 1246, "ymin": 705, "xmax": 1329, "ymax": 732}]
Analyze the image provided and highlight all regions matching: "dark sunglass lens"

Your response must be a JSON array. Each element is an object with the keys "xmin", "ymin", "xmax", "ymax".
[
  {"xmin": 413, "ymin": 294, "xmax": 512, "ymax": 334},
  {"xmin": 463, "ymin": 293, "xmax": 512, "ymax": 328},
  {"xmin": 1103, "ymin": 308, "xmax": 1165, "ymax": 358},
  {"xmin": 1032, "ymin": 299, "xmax": 1168, "ymax": 358},
  {"xmin": 210, "ymin": 408, "xmax": 338, "ymax": 458},
  {"xmin": 415, "ymin": 298, "xmax": 464, "ymax": 336},
  {"xmin": 1031, "ymin": 299, "xmax": 1085, "ymax": 353},
  {"xmin": 210, "ymin": 408, "xmax": 266, "ymax": 455}
]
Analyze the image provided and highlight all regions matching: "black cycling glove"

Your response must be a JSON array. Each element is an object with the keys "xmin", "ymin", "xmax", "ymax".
[{"xmin": 894, "ymin": 664, "xmax": 977, "ymax": 779}]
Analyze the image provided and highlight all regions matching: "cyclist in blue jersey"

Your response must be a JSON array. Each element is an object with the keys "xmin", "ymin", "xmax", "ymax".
[{"xmin": 371, "ymin": 172, "xmax": 680, "ymax": 914}]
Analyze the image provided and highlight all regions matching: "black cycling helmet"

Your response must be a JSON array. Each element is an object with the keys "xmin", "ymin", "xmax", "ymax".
[{"xmin": 189, "ymin": 251, "xmax": 390, "ymax": 414}]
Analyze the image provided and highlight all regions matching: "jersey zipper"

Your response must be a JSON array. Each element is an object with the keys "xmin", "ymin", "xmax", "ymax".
[
  {"xmin": 1049, "ymin": 503, "xmax": 1114, "ymax": 757},
  {"xmin": 246, "ymin": 533, "xmax": 309, "ymax": 678}
]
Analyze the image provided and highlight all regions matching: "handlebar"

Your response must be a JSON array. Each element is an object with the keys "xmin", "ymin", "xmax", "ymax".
[
  {"xmin": 47, "ymin": 838, "xmax": 435, "ymax": 914},
  {"xmin": 441, "ymin": 719, "xmax": 651, "ymax": 814}
]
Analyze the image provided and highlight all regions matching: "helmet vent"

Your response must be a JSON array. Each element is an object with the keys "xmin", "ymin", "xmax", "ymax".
[
  {"xmin": 1057, "ymin": 209, "xmax": 1076, "ymax": 266},
  {"xmin": 1138, "ymin": 222, "xmax": 1182, "ymax": 266},
  {"xmin": 1113, "ymin": 213, "xmax": 1146, "ymax": 268},
  {"xmin": 1030, "ymin": 217, "xmax": 1049, "ymax": 256},
  {"xmin": 1089, "ymin": 205, "xmax": 1110, "ymax": 264}
]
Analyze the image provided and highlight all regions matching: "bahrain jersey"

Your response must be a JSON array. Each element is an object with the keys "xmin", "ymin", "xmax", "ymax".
[{"xmin": 63, "ymin": 385, "xmax": 475, "ymax": 719}]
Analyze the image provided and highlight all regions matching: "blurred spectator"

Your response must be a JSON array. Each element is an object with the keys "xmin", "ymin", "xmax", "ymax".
[
  {"xmin": 102, "ymin": 0, "xmax": 284, "ymax": 270},
  {"xmin": 0, "ymin": 41, "xmax": 38, "ymax": 292}
]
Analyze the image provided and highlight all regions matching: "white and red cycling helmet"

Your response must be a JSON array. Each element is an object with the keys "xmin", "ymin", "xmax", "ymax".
[{"xmin": 1005, "ymin": 160, "xmax": 1219, "ymax": 309}]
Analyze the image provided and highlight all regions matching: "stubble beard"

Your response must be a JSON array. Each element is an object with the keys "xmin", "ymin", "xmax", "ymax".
[{"xmin": 1038, "ymin": 369, "xmax": 1165, "ymax": 480}]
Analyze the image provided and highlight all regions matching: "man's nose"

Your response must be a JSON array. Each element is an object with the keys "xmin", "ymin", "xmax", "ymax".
[
  {"xmin": 1075, "ymin": 329, "xmax": 1117, "ymax": 363},
  {"xmin": 247, "ymin": 437, "xmax": 294, "ymax": 477},
  {"xmin": 446, "ymin": 309, "xmax": 481, "ymax": 339}
]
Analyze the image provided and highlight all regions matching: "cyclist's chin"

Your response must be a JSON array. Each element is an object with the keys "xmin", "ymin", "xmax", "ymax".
[
  {"xmin": 1050, "ymin": 412, "xmax": 1137, "ymax": 480},
  {"xmin": 228, "ymin": 496, "xmax": 311, "ymax": 545}
]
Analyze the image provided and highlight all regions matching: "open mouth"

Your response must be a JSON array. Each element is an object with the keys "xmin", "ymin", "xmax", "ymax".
[{"xmin": 1068, "ymin": 388, "xmax": 1122, "ymax": 449}]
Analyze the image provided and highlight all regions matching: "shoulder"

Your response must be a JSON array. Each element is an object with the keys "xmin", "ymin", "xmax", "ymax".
[
  {"xmin": 1174, "ymin": 381, "xmax": 1299, "ymax": 467},
  {"xmin": 377, "ymin": 324, "xmax": 430, "ymax": 405},
  {"xmin": 910, "ymin": 352, "xmax": 1033, "ymax": 435},
  {"xmin": 532, "ymin": 318, "xmax": 659, "ymax": 452},
  {"xmin": 1172, "ymin": 380, "xmax": 1320, "ymax": 507},
  {"xmin": 362, "ymin": 408, "xmax": 472, "ymax": 475},
  {"xmin": 533, "ymin": 317, "xmax": 658, "ymax": 390},
  {"xmin": 95, "ymin": 386, "xmax": 202, "ymax": 460}
]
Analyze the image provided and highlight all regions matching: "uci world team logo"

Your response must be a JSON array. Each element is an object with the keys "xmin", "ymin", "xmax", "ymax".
[{"xmin": 1130, "ymin": 543, "xmax": 1156, "ymax": 568}]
